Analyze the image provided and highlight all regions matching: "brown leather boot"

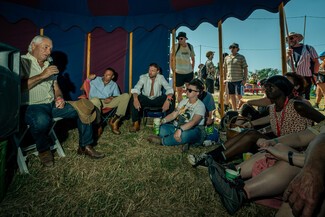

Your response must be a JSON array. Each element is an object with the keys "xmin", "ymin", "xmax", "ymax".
[
  {"xmin": 129, "ymin": 121, "xmax": 140, "ymax": 132},
  {"xmin": 110, "ymin": 116, "xmax": 121, "ymax": 135},
  {"xmin": 39, "ymin": 150, "xmax": 54, "ymax": 167},
  {"xmin": 109, "ymin": 114, "xmax": 118, "ymax": 126},
  {"xmin": 77, "ymin": 145, "xmax": 105, "ymax": 159}
]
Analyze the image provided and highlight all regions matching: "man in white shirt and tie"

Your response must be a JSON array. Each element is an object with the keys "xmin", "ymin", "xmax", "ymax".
[{"xmin": 129, "ymin": 63, "xmax": 175, "ymax": 132}]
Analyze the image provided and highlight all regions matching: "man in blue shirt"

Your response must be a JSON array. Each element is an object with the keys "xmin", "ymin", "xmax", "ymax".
[{"xmin": 88, "ymin": 67, "xmax": 130, "ymax": 135}]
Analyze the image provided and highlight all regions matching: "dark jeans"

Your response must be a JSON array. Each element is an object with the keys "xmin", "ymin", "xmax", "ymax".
[
  {"xmin": 23, "ymin": 102, "xmax": 93, "ymax": 153},
  {"xmin": 303, "ymin": 76, "xmax": 313, "ymax": 100},
  {"xmin": 130, "ymin": 95, "xmax": 175, "ymax": 122},
  {"xmin": 206, "ymin": 78, "xmax": 215, "ymax": 94}
]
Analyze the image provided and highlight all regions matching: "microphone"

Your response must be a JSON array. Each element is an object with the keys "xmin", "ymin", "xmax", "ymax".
[
  {"xmin": 47, "ymin": 56, "xmax": 58, "ymax": 80},
  {"xmin": 47, "ymin": 56, "xmax": 54, "ymax": 66}
]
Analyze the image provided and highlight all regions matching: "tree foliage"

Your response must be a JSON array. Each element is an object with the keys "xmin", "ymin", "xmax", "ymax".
[{"xmin": 256, "ymin": 68, "xmax": 281, "ymax": 80}]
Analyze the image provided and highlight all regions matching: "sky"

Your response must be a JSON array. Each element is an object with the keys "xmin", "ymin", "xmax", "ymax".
[{"xmin": 176, "ymin": 0, "xmax": 325, "ymax": 74}]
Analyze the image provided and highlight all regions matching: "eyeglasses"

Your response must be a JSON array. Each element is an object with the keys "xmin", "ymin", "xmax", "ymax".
[{"xmin": 186, "ymin": 88, "xmax": 199, "ymax": 93}]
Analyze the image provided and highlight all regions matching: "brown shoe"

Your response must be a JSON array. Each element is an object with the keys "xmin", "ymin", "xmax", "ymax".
[
  {"xmin": 129, "ymin": 121, "xmax": 140, "ymax": 133},
  {"xmin": 97, "ymin": 125, "xmax": 103, "ymax": 138},
  {"xmin": 77, "ymin": 145, "xmax": 105, "ymax": 159},
  {"xmin": 39, "ymin": 150, "xmax": 54, "ymax": 167},
  {"xmin": 146, "ymin": 135, "xmax": 162, "ymax": 145},
  {"xmin": 109, "ymin": 115, "xmax": 121, "ymax": 135}
]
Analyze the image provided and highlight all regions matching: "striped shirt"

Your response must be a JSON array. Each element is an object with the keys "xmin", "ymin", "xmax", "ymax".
[
  {"xmin": 21, "ymin": 53, "xmax": 55, "ymax": 105},
  {"xmin": 172, "ymin": 43, "xmax": 195, "ymax": 74},
  {"xmin": 224, "ymin": 53, "xmax": 248, "ymax": 82},
  {"xmin": 288, "ymin": 44, "xmax": 318, "ymax": 77}
]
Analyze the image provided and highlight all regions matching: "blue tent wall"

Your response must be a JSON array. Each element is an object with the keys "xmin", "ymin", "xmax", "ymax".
[
  {"xmin": 44, "ymin": 25, "xmax": 86, "ymax": 100},
  {"xmin": 127, "ymin": 26, "xmax": 170, "ymax": 91}
]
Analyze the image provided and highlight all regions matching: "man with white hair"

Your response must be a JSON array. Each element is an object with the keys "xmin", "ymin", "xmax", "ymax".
[{"xmin": 21, "ymin": 35, "xmax": 105, "ymax": 167}]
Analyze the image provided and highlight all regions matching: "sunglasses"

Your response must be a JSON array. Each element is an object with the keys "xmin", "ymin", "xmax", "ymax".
[
  {"xmin": 229, "ymin": 46, "xmax": 238, "ymax": 49},
  {"xmin": 186, "ymin": 88, "xmax": 199, "ymax": 93},
  {"xmin": 289, "ymin": 36, "xmax": 296, "ymax": 40},
  {"xmin": 178, "ymin": 37, "xmax": 185, "ymax": 41}
]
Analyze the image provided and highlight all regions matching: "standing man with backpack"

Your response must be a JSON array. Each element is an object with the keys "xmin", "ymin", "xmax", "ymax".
[
  {"xmin": 286, "ymin": 32, "xmax": 319, "ymax": 100},
  {"xmin": 170, "ymin": 32, "xmax": 195, "ymax": 103},
  {"xmin": 205, "ymin": 51, "xmax": 216, "ymax": 94}
]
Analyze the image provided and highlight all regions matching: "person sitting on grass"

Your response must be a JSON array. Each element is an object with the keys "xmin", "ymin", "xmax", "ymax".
[
  {"xmin": 146, "ymin": 79, "xmax": 205, "ymax": 147},
  {"xmin": 206, "ymin": 118, "xmax": 325, "ymax": 216},
  {"xmin": 188, "ymin": 75, "xmax": 324, "ymax": 167}
]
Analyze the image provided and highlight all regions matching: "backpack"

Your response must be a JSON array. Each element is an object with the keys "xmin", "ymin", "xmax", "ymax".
[
  {"xmin": 175, "ymin": 42, "xmax": 192, "ymax": 54},
  {"xmin": 201, "ymin": 64, "xmax": 207, "ymax": 79}
]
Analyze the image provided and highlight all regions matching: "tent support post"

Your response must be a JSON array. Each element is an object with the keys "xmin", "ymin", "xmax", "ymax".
[
  {"xmin": 171, "ymin": 29, "xmax": 176, "ymax": 91},
  {"xmin": 218, "ymin": 20, "xmax": 224, "ymax": 118},
  {"xmin": 279, "ymin": 2, "xmax": 287, "ymax": 75},
  {"xmin": 129, "ymin": 32, "xmax": 133, "ymax": 93},
  {"xmin": 86, "ymin": 33, "xmax": 91, "ymax": 77}
]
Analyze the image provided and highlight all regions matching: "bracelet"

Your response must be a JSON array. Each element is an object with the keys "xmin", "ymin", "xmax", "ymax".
[
  {"xmin": 161, "ymin": 118, "xmax": 167, "ymax": 124},
  {"xmin": 288, "ymin": 151, "xmax": 294, "ymax": 166},
  {"xmin": 178, "ymin": 126, "xmax": 184, "ymax": 132}
]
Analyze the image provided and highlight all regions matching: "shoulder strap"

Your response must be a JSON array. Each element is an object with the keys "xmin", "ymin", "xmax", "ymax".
[
  {"xmin": 176, "ymin": 43, "xmax": 181, "ymax": 54},
  {"xmin": 187, "ymin": 43, "xmax": 192, "ymax": 52},
  {"xmin": 176, "ymin": 43, "xmax": 192, "ymax": 54}
]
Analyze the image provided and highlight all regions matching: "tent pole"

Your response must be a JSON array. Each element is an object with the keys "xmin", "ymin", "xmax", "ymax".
[
  {"xmin": 86, "ymin": 33, "xmax": 91, "ymax": 77},
  {"xmin": 171, "ymin": 29, "xmax": 176, "ymax": 91},
  {"xmin": 218, "ymin": 20, "xmax": 224, "ymax": 118},
  {"xmin": 278, "ymin": 2, "xmax": 287, "ymax": 75},
  {"xmin": 129, "ymin": 32, "xmax": 133, "ymax": 93}
]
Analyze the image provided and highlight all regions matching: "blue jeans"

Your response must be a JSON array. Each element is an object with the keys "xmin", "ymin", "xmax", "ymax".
[
  {"xmin": 159, "ymin": 123, "xmax": 202, "ymax": 146},
  {"xmin": 24, "ymin": 102, "xmax": 93, "ymax": 152}
]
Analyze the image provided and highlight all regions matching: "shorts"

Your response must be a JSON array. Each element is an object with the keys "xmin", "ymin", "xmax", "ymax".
[
  {"xmin": 228, "ymin": 81, "xmax": 243, "ymax": 95},
  {"xmin": 176, "ymin": 72, "xmax": 194, "ymax": 87}
]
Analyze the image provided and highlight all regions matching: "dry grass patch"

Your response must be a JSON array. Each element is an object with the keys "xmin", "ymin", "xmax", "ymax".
[{"xmin": 0, "ymin": 116, "xmax": 277, "ymax": 217}]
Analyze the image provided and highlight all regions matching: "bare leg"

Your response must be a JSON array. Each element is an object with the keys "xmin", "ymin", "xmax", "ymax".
[
  {"xmin": 237, "ymin": 152, "xmax": 266, "ymax": 179},
  {"xmin": 229, "ymin": 94, "xmax": 237, "ymax": 111},
  {"xmin": 316, "ymin": 85, "xmax": 322, "ymax": 104},
  {"xmin": 223, "ymin": 129, "xmax": 268, "ymax": 160},
  {"xmin": 176, "ymin": 86, "xmax": 183, "ymax": 103},
  {"xmin": 244, "ymin": 160, "xmax": 301, "ymax": 199}
]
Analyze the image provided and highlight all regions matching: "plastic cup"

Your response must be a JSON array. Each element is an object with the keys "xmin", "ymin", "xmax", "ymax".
[
  {"xmin": 153, "ymin": 118, "xmax": 161, "ymax": 135},
  {"xmin": 225, "ymin": 169, "xmax": 240, "ymax": 181},
  {"xmin": 242, "ymin": 152, "xmax": 253, "ymax": 161}
]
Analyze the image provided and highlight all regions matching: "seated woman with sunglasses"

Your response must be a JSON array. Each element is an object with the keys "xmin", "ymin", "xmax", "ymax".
[
  {"xmin": 147, "ymin": 79, "xmax": 205, "ymax": 147},
  {"xmin": 188, "ymin": 75, "xmax": 324, "ymax": 167}
]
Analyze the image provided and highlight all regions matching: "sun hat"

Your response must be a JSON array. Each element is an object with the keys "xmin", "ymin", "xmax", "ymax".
[
  {"xmin": 206, "ymin": 51, "xmax": 215, "ymax": 58},
  {"xmin": 176, "ymin": 32, "xmax": 188, "ymax": 40},
  {"xmin": 286, "ymin": 32, "xmax": 304, "ymax": 42},
  {"xmin": 68, "ymin": 98, "xmax": 96, "ymax": 124},
  {"xmin": 319, "ymin": 51, "xmax": 325, "ymax": 58},
  {"xmin": 266, "ymin": 75, "xmax": 293, "ymax": 97},
  {"xmin": 229, "ymin": 43, "xmax": 239, "ymax": 51}
]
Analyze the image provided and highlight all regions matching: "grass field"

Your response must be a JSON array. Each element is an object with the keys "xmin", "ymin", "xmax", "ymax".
[{"xmin": 0, "ymin": 93, "xmax": 320, "ymax": 217}]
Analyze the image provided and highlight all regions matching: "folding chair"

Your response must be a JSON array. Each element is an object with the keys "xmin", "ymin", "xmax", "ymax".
[
  {"xmin": 12, "ymin": 117, "xmax": 65, "ymax": 174},
  {"xmin": 142, "ymin": 107, "xmax": 166, "ymax": 126}
]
